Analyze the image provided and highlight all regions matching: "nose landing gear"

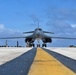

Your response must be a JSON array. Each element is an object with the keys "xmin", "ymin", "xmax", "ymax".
[{"xmin": 37, "ymin": 44, "xmax": 40, "ymax": 47}]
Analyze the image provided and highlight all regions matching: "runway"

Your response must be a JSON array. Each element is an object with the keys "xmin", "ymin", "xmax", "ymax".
[{"xmin": 0, "ymin": 47, "xmax": 76, "ymax": 75}]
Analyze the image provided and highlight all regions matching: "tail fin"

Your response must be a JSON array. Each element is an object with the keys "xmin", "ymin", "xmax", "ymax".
[{"xmin": 38, "ymin": 22, "xmax": 39, "ymax": 28}]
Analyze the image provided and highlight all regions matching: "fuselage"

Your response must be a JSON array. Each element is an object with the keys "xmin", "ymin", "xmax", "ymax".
[
  {"xmin": 25, "ymin": 28, "xmax": 52, "ymax": 45},
  {"xmin": 33, "ymin": 28, "xmax": 43, "ymax": 39}
]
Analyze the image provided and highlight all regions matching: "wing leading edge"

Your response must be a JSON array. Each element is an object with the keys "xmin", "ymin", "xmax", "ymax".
[
  {"xmin": 43, "ymin": 31, "xmax": 54, "ymax": 34},
  {"xmin": 42, "ymin": 34, "xmax": 76, "ymax": 40},
  {"xmin": 51, "ymin": 36, "xmax": 76, "ymax": 40},
  {"xmin": 0, "ymin": 34, "xmax": 34, "ymax": 39},
  {"xmin": 23, "ymin": 31, "xmax": 34, "ymax": 34},
  {"xmin": 0, "ymin": 36, "xmax": 26, "ymax": 39}
]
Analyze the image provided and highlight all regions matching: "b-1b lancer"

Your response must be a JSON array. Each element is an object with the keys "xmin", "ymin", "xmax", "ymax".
[{"xmin": 0, "ymin": 27, "xmax": 76, "ymax": 47}]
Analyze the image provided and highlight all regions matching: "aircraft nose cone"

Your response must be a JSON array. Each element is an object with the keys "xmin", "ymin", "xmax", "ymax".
[
  {"xmin": 37, "ymin": 33, "xmax": 40, "ymax": 36},
  {"xmin": 36, "ymin": 31, "xmax": 41, "ymax": 37}
]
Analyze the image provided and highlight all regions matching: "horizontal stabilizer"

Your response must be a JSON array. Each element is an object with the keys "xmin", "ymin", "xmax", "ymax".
[
  {"xmin": 43, "ymin": 31, "xmax": 54, "ymax": 34},
  {"xmin": 23, "ymin": 31, "xmax": 34, "ymax": 34}
]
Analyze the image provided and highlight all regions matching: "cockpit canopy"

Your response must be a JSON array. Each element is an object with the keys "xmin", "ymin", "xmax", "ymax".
[{"xmin": 35, "ymin": 28, "xmax": 42, "ymax": 31}]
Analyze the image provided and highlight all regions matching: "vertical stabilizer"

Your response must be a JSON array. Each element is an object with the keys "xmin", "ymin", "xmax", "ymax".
[{"xmin": 38, "ymin": 22, "xmax": 39, "ymax": 28}]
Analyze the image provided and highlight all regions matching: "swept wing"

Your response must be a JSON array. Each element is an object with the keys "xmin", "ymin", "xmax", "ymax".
[
  {"xmin": 43, "ymin": 31, "xmax": 54, "ymax": 34},
  {"xmin": 0, "ymin": 35, "xmax": 33, "ymax": 39},
  {"xmin": 23, "ymin": 31, "xmax": 34, "ymax": 34}
]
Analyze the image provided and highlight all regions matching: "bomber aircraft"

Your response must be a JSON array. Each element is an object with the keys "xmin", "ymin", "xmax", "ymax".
[{"xmin": 0, "ymin": 27, "xmax": 76, "ymax": 47}]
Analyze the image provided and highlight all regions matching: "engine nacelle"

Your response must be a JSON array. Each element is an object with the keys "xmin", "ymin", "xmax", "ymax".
[
  {"xmin": 25, "ymin": 38, "xmax": 34, "ymax": 43},
  {"xmin": 42, "ymin": 38, "xmax": 52, "ymax": 43}
]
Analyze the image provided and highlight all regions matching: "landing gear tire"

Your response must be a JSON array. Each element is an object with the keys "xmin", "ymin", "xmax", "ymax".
[
  {"xmin": 32, "ymin": 44, "xmax": 35, "ymax": 47},
  {"xmin": 42, "ymin": 44, "xmax": 47, "ymax": 47},
  {"xmin": 37, "ymin": 44, "xmax": 40, "ymax": 47},
  {"xmin": 42, "ymin": 44, "xmax": 44, "ymax": 47},
  {"xmin": 45, "ymin": 44, "xmax": 47, "ymax": 47},
  {"xmin": 26, "ymin": 42, "xmax": 35, "ymax": 47},
  {"xmin": 30, "ymin": 43, "xmax": 35, "ymax": 47}
]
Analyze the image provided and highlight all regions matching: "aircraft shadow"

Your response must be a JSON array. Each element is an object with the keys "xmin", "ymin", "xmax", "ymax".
[
  {"xmin": 0, "ymin": 48, "xmax": 36, "ymax": 75},
  {"xmin": 42, "ymin": 48, "xmax": 76, "ymax": 73}
]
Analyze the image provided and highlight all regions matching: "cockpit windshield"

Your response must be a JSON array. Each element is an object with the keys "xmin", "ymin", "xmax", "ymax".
[{"xmin": 35, "ymin": 28, "xmax": 42, "ymax": 31}]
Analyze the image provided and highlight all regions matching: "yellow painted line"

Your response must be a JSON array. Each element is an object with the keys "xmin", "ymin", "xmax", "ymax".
[{"xmin": 28, "ymin": 48, "xmax": 76, "ymax": 75}]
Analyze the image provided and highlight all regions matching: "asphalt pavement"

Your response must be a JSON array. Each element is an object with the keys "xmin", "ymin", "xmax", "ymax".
[
  {"xmin": 0, "ymin": 47, "xmax": 76, "ymax": 75},
  {"xmin": 43, "ymin": 48, "xmax": 76, "ymax": 73},
  {"xmin": 0, "ymin": 48, "xmax": 36, "ymax": 75}
]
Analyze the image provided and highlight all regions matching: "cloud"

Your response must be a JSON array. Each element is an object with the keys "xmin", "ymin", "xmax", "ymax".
[
  {"xmin": 45, "ymin": 5, "xmax": 76, "ymax": 46},
  {"xmin": 0, "ymin": 24, "xmax": 25, "ymax": 46},
  {"xmin": 46, "ymin": 7, "xmax": 76, "ymax": 22},
  {"xmin": 0, "ymin": 24, "xmax": 23, "ymax": 37},
  {"xmin": 71, "ymin": 24, "xmax": 76, "ymax": 28},
  {"xmin": 0, "ymin": 24, "xmax": 5, "ymax": 29},
  {"xmin": 46, "ymin": 6, "xmax": 76, "ymax": 34},
  {"xmin": 29, "ymin": 14, "xmax": 41, "ymax": 23}
]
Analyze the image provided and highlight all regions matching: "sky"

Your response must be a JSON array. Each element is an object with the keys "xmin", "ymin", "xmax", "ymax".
[{"xmin": 0, "ymin": 0, "xmax": 76, "ymax": 47}]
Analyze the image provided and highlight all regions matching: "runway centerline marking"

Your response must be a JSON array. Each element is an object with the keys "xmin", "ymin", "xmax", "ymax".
[{"xmin": 28, "ymin": 48, "xmax": 76, "ymax": 75}]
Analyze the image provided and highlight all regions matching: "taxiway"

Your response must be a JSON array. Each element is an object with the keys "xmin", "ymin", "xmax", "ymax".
[{"xmin": 0, "ymin": 47, "xmax": 76, "ymax": 75}]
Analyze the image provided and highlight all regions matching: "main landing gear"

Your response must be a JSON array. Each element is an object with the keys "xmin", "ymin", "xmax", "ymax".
[
  {"xmin": 26, "ymin": 42, "xmax": 35, "ymax": 47},
  {"xmin": 42, "ymin": 43, "xmax": 47, "ymax": 47}
]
